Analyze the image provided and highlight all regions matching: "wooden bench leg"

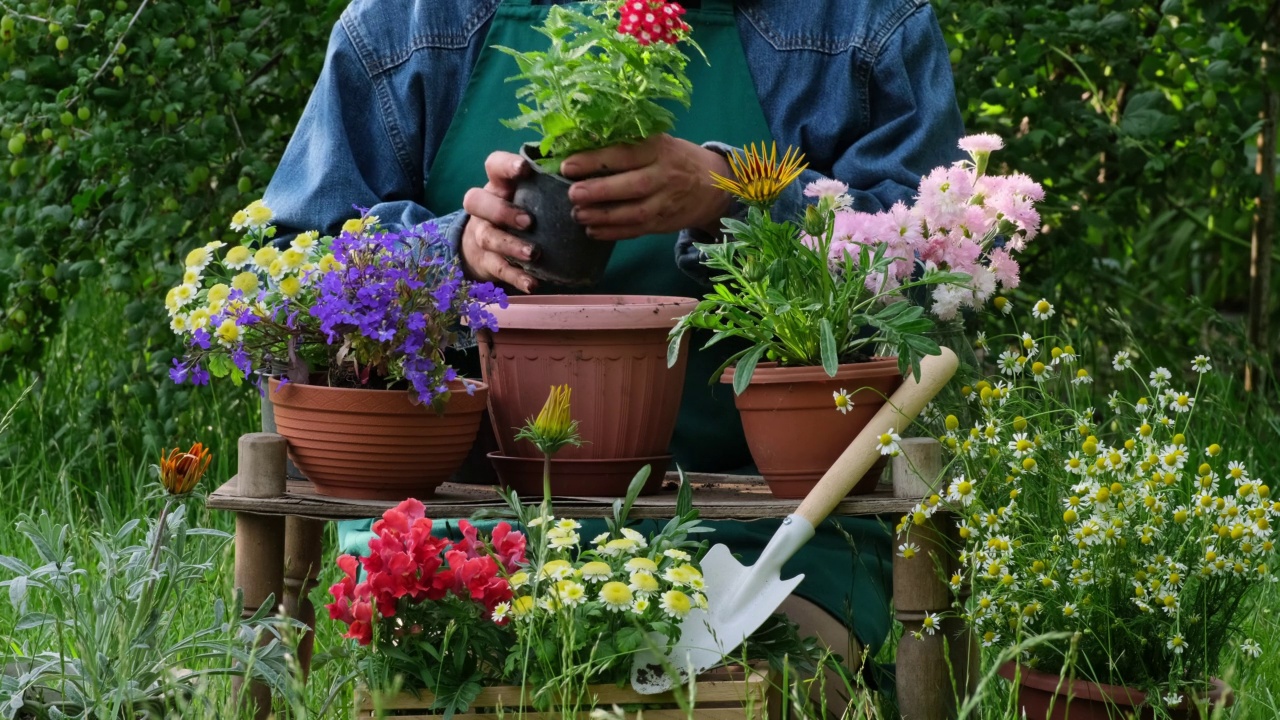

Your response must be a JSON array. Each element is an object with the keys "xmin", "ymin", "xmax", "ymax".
[
  {"xmin": 233, "ymin": 433, "xmax": 288, "ymax": 720},
  {"xmin": 893, "ymin": 518, "xmax": 954, "ymax": 720},
  {"xmin": 283, "ymin": 516, "xmax": 325, "ymax": 679}
]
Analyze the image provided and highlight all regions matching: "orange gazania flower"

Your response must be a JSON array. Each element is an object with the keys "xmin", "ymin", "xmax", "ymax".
[
  {"xmin": 159, "ymin": 443, "xmax": 212, "ymax": 495},
  {"xmin": 709, "ymin": 143, "xmax": 807, "ymax": 209}
]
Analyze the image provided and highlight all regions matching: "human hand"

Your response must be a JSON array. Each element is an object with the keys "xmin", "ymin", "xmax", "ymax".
[
  {"xmin": 460, "ymin": 151, "xmax": 539, "ymax": 293},
  {"xmin": 559, "ymin": 134, "xmax": 733, "ymax": 241}
]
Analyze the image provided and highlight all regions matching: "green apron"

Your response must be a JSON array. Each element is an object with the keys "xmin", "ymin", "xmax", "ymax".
[{"xmin": 335, "ymin": 0, "xmax": 895, "ymax": 654}]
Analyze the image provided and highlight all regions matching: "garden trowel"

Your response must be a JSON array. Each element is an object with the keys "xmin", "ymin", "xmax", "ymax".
[{"xmin": 630, "ymin": 348, "xmax": 958, "ymax": 694}]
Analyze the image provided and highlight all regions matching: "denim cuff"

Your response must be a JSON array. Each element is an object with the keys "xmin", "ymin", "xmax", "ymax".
[{"xmin": 674, "ymin": 141, "xmax": 754, "ymax": 286}]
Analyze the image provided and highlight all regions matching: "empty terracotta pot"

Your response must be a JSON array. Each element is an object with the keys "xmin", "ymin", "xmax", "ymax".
[
  {"xmin": 488, "ymin": 453, "xmax": 669, "ymax": 497},
  {"xmin": 476, "ymin": 295, "xmax": 697, "ymax": 463},
  {"xmin": 268, "ymin": 378, "xmax": 488, "ymax": 500},
  {"xmin": 722, "ymin": 358, "xmax": 903, "ymax": 499},
  {"xmin": 999, "ymin": 662, "xmax": 1233, "ymax": 720}
]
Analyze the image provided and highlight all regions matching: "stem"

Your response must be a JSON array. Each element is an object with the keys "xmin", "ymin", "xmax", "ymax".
[
  {"xmin": 541, "ymin": 453, "xmax": 552, "ymax": 522},
  {"xmin": 131, "ymin": 499, "xmax": 172, "ymax": 638}
]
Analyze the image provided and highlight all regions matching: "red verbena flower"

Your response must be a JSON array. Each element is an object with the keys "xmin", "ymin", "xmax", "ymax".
[{"xmin": 617, "ymin": 0, "xmax": 689, "ymax": 46}]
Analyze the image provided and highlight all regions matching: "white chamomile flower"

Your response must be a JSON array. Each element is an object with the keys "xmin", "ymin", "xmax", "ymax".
[
  {"xmin": 877, "ymin": 428, "xmax": 903, "ymax": 456},
  {"xmin": 1241, "ymin": 639, "xmax": 1263, "ymax": 658},
  {"xmin": 1135, "ymin": 397, "xmax": 1150, "ymax": 414},
  {"xmin": 491, "ymin": 602, "xmax": 510, "ymax": 623},
  {"xmin": 663, "ymin": 549, "xmax": 690, "ymax": 562},
  {"xmin": 1071, "ymin": 368, "xmax": 1093, "ymax": 386},
  {"xmin": 1168, "ymin": 392, "xmax": 1194, "ymax": 413},
  {"xmin": 981, "ymin": 631, "xmax": 1000, "ymax": 647},
  {"xmin": 1163, "ymin": 692, "xmax": 1183, "ymax": 707},
  {"xmin": 1031, "ymin": 298, "xmax": 1055, "ymax": 321},
  {"xmin": 1062, "ymin": 602, "xmax": 1077, "ymax": 617},
  {"xmin": 997, "ymin": 350, "xmax": 1024, "ymax": 376},
  {"xmin": 833, "ymin": 388, "xmax": 854, "ymax": 415},
  {"xmin": 974, "ymin": 331, "xmax": 988, "ymax": 349},
  {"xmin": 1192, "ymin": 355, "xmax": 1212, "ymax": 374},
  {"xmin": 291, "ymin": 230, "xmax": 320, "ymax": 252},
  {"xmin": 920, "ymin": 611, "xmax": 939, "ymax": 635},
  {"xmin": 946, "ymin": 477, "xmax": 976, "ymax": 506},
  {"xmin": 1112, "ymin": 350, "xmax": 1133, "ymax": 371},
  {"xmin": 1167, "ymin": 634, "xmax": 1186, "ymax": 654},
  {"xmin": 556, "ymin": 518, "xmax": 581, "ymax": 531},
  {"xmin": 620, "ymin": 527, "xmax": 649, "ymax": 549},
  {"xmin": 898, "ymin": 542, "xmax": 920, "ymax": 559},
  {"xmin": 591, "ymin": 532, "xmax": 611, "ymax": 546},
  {"xmin": 1150, "ymin": 367, "xmax": 1172, "ymax": 387}
]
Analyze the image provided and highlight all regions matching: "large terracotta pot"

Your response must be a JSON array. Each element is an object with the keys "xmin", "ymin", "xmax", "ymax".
[
  {"xmin": 999, "ymin": 662, "xmax": 1233, "ymax": 720},
  {"xmin": 721, "ymin": 358, "xmax": 903, "ymax": 499},
  {"xmin": 488, "ymin": 453, "xmax": 669, "ymax": 497},
  {"xmin": 477, "ymin": 295, "xmax": 698, "ymax": 463},
  {"xmin": 268, "ymin": 378, "xmax": 488, "ymax": 500}
]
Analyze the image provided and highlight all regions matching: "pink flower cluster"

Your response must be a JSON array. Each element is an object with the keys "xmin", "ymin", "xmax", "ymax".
[
  {"xmin": 326, "ymin": 499, "xmax": 527, "ymax": 645},
  {"xmin": 808, "ymin": 134, "xmax": 1044, "ymax": 320},
  {"xmin": 617, "ymin": 0, "xmax": 689, "ymax": 45}
]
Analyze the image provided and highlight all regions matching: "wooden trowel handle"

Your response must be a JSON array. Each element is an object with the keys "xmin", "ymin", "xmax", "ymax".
[{"xmin": 794, "ymin": 348, "xmax": 958, "ymax": 528}]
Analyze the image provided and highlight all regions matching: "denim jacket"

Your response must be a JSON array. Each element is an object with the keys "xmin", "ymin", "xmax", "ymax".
[{"xmin": 262, "ymin": 0, "xmax": 964, "ymax": 279}]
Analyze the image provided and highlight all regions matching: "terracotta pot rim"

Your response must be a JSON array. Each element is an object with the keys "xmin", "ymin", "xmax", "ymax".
[
  {"xmin": 721, "ymin": 356, "xmax": 901, "ymax": 385},
  {"xmin": 487, "ymin": 451, "xmax": 672, "ymax": 466},
  {"xmin": 267, "ymin": 377, "xmax": 487, "ymax": 397},
  {"xmin": 998, "ymin": 661, "xmax": 1233, "ymax": 707},
  {"xmin": 484, "ymin": 295, "xmax": 699, "ymax": 331}
]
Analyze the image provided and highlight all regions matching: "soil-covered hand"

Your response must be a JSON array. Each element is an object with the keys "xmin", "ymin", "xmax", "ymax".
[
  {"xmin": 560, "ymin": 134, "xmax": 733, "ymax": 241},
  {"xmin": 460, "ymin": 151, "xmax": 540, "ymax": 293}
]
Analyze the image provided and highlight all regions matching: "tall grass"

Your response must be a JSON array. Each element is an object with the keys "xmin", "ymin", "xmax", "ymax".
[{"xmin": 0, "ymin": 284, "xmax": 1277, "ymax": 719}]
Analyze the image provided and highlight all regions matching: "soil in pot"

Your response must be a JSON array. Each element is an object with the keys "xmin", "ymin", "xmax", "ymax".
[
  {"xmin": 477, "ymin": 295, "xmax": 697, "ymax": 463},
  {"xmin": 268, "ymin": 378, "xmax": 489, "ymax": 500},
  {"xmin": 509, "ymin": 143, "xmax": 615, "ymax": 287},
  {"xmin": 488, "ymin": 453, "xmax": 669, "ymax": 497},
  {"xmin": 998, "ymin": 662, "xmax": 1233, "ymax": 720},
  {"xmin": 722, "ymin": 358, "xmax": 903, "ymax": 499}
]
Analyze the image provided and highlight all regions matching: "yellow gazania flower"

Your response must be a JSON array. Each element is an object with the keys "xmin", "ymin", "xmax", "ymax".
[
  {"xmin": 253, "ymin": 245, "xmax": 280, "ymax": 272},
  {"xmin": 215, "ymin": 318, "xmax": 241, "ymax": 345},
  {"xmin": 280, "ymin": 247, "xmax": 306, "ymax": 271},
  {"xmin": 206, "ymin": 283, "xmax": 231, "ymax": 306},
  {"xmin": 243, "ymin": 200, "xmax": 274, "ymax": 229},
  {"xmin": 579, "ymin": 561, "xmax": 613, "ymax": 581},
  {"xmin": 158, "ymin": 442, "xmax": 212, "ymax": 495},
  {"xmin": 231, "ymin": 271, "xmax": 259, "ymax": 295},
  {"xmin": 291, "ymin": 230, "xmax": 319, "ymax": 252},
  {"xmin": 659, "ymin": 589, "xmax": 693, "ymax": 618},
  {"xmin": 511, "ymin": 595, "xmax": 535, "ymax": 617},
  {"xmin": 318, "ymin": 253, "xmax": 343, "ymax": 273},
  {"xmin": 278, "ymin": 276, "xmax": 302, "ymax": 299},
  {"xmin": 517, "ymin": 385, "xmax": 582, "ymax": 457},
  {"xmin": 599, "ymin": 581, "xmax": 633, "ymax": 611},
  {"xmin": 709, "ymin": 142, "xmax": 807, "ymax": 208}
]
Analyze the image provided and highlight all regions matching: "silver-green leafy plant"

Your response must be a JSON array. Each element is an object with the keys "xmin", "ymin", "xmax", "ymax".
[{"xmin": 0, "ymin": 499, "xmax": 302, "ymax": 719}]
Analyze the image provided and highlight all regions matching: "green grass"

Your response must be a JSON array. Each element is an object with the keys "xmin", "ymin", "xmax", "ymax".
[{"xmin": 1, "ymin": 284, "xmax": 1277, "ymax": 719}]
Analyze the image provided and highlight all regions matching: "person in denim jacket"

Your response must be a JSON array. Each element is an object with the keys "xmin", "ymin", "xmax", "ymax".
[{"xmin": 263, "ymin": 0, "xmax": 965, "ymax": 699}]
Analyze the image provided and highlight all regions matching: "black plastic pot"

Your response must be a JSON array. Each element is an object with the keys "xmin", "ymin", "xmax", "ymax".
[{"xmin": 510, "ymin": 142, "xmax": 615, "ymax": 287}]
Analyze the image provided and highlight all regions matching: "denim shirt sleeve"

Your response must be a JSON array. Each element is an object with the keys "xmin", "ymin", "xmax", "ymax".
[
  {"xmin": 675, "ymin": 3, "xmax": 964, "ymax": 283},
  {"xmin": 261, "ymin": 19, "xmax": 466, "ymax": 248}
]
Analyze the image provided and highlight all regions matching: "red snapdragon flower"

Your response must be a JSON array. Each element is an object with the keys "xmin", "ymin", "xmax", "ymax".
[
  {"xmin": 617, "ymin": 0, "xmax": 689, "ymax": 46},
  {"xmin": 325, "ymin": 499, "xmax": 530, "ymax": 643}
]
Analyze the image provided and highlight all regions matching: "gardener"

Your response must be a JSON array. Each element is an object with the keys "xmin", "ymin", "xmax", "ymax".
[{"xmin": 262, "ymin": 0, "xmax": 964, "ymax": 697}]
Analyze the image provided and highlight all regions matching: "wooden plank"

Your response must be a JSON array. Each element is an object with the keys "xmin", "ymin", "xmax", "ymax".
[
  {"xmin": 354, "ymin": 669, "xmax": 770, "ymax": 719},
  {"xmin": 208, "ymin": 474, "xmax": 918, "ymax": 520}
]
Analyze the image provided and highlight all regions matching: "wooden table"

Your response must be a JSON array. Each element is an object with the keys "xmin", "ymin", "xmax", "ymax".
[{"xmin": 209, "ymin": 432, "xmax": 973, "ymax": 720}]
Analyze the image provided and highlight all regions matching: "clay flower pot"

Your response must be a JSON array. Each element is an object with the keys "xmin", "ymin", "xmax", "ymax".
[
  {"xmin": 999, "ymin": 662, "xmax": 1233, "ymax": 720},
  {"xmin": 477, "ymin": 295, "xmax": 697, "ymax": 467},
  {"xmin": 267, "ymin": 378, "xmax": 488, "ymax": 500},
  {"xmin": 721, "ymin": 358, "xmax": 903, "ymax": 499},
  {"xmin": 488, "ymin": 453, "xmax": 669, "ymax": 497},
  {"xmin": 509, "ymin": 143, "xmax": 615, "ymax": 287}
]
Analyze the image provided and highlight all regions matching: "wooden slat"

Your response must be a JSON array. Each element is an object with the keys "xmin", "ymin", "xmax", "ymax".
[
  {"xmin": 354, "ymin": 669, "xmax": 770, "ymax": 719},
  {"xmin": 208, "ymin": 473, "xmax": 917, "ymax": 520}
]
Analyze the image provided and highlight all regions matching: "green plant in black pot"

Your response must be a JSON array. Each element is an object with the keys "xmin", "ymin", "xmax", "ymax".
[{"xmin": 496, "ymin": 0, "xmax": 699, "ymax": 286}]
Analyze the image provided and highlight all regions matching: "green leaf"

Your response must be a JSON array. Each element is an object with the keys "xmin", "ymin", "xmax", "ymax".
[
  {"xmin": 819, "ymin": 318, "xmax": 838, "ymax": 377},
  {"xmin": 732, "ymin": 344, "xmax": 767, "ymax": 396}
]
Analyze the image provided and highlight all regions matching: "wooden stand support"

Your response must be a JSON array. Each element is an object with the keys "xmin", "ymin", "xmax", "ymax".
[
  {"xmin": 233, "ymin": 432, "xmax": 288, "ymax": 720},
  {"xmin": 890, "ymin": 438, "xmax": 962, "ymax": 720},
  {"xmin": 283, "ymin": 516, "xmax": 325, "ymax": 678}
]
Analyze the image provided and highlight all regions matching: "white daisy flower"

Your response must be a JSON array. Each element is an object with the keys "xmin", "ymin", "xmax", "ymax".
[
  {"xmin": 1241, "ymin": 639, "xmax": 1263, "ymax": 658},
  {"xmin": 1112, "ymin": 350, "xmax": 1133, "ymax": 371},
  {"xmin": 1192, "ymin": 355, "xmax": 1212, "ymax": 374},
  {"xmin": 833, "ymin": 388, "xmax": 854, "ymax": 415},
  {"xmin": 877, "ymin": 428, "xmax": 903, "ymax": 456},
  {"xmin": 1150, "ymin": 367, "xmax": 1172, "ymax": 387},
  {"xmin": 1031, "ymin": 298, "xmax": 1055, "ymax": 321}
]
